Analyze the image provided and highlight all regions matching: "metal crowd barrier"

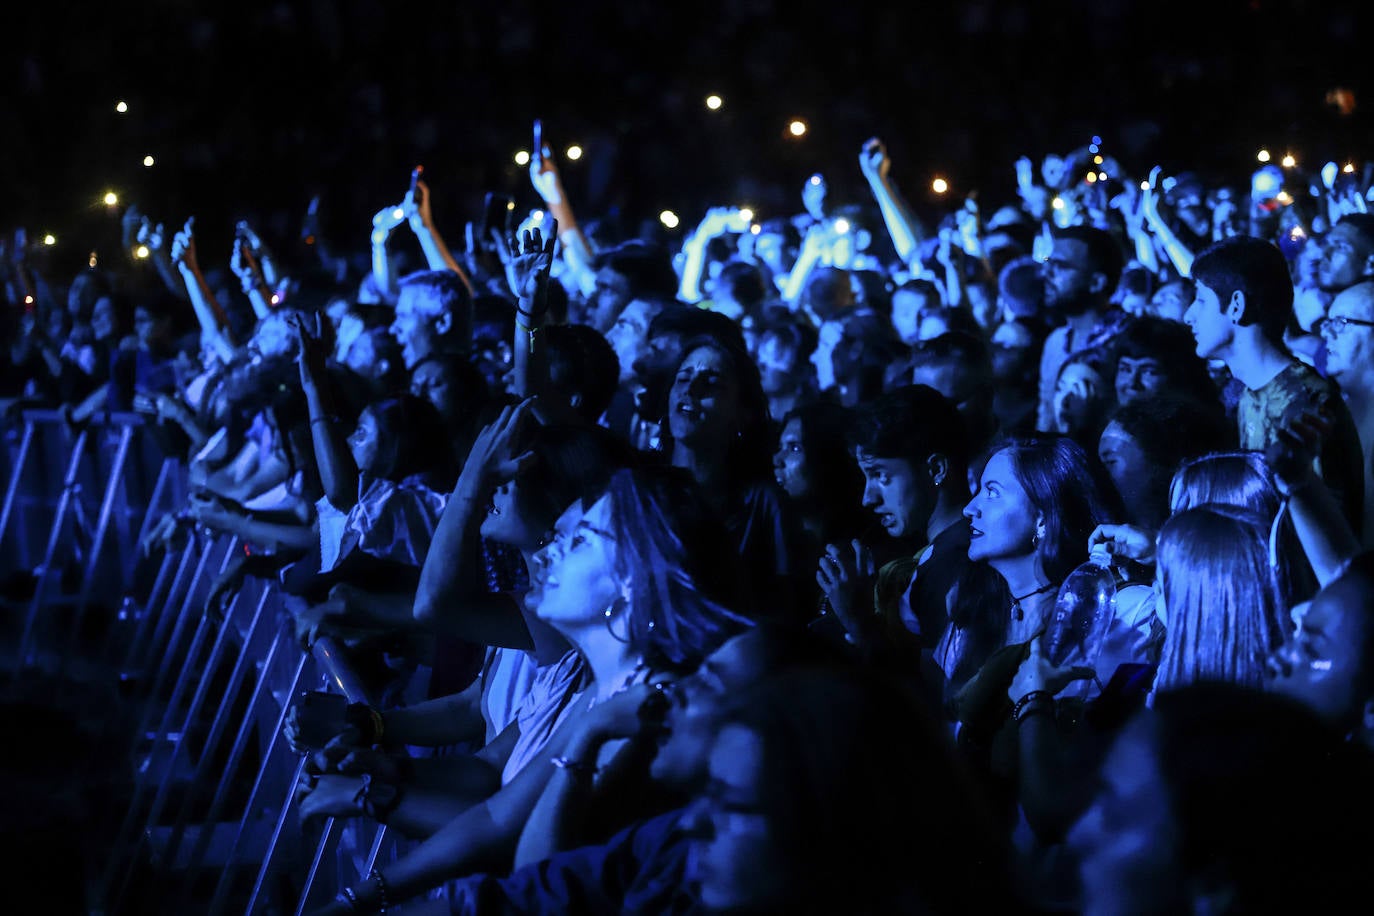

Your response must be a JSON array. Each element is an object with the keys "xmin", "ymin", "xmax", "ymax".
[
  {"xmin": 96, "ymin": 536, "xmax": 412, "ymax": 914},
  {"xmin": 0, "ymin": 410, "xmax": 407, "ymax": 913}
]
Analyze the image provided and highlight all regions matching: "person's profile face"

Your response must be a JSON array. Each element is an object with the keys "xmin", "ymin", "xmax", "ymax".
[
  {"xmin": 1068, "ymin": 719, "xmax": 1184, "ymax": 914},
  {"xmin": 681, "ymin": 725, "xmax": 788, "ymax": 912},
  {"xmin": 1182, "ymin": 280, "xmax": 1232, "ymax": 361},
  {"xmin": 532, "ymin": 495, "xmax": 620, "ymax": 628},
  {"xmin": 1267, "ymin": 580, "xmax": 1374, "ymax": 727},
  {"xmin": 772, "ymin": 417, "xmax": 809, "ymax": 501},
  {"xmin": 964, "ymin": 450, "xmax": 1039, "ymax": 564},
  {"xmin": 857, "ymin": 447, "xmax": 929, "ymax": 539},
  {"xmin": 389, "ymin": 286, "xmax": 440, "ymax": 369},
  {"xmin": 346, "ymin": 409, "xmax": 381, "ymax": 475}
]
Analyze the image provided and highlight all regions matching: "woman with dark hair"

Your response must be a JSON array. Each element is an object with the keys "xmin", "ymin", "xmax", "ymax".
[
  {"xmin": 664, "ymin": 330, "xmax": 804, "ymax": 623},
  {"xmin": 773, "ymin": 401, "xmax": 868, "ymax": 555},
  {"xmin": 1049, "ymin": 345, "xmax": 1116, "ymax": 450},
  {"xmin": 944, "ymin": 437, "xmax": 1124, "ymax": 726},
  {"xmin": 307, "ymin": 466, "xmax": 756, "ymax": 913}
]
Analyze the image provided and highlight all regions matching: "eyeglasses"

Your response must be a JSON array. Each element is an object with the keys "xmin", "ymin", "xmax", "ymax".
[{"xmin": 1319, "ymin": 315, "xmax": 1374, "ymax": 338}]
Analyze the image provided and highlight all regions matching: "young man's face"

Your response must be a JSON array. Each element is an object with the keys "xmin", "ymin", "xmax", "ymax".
[
  {"xmin": 856, "ymin": 446, "xmax": 931, "ymax": 539},
  {"xmin": 1183, "ymin": 280, "xmax": 1234, "ymax": 362},
  {"xmin": 389, "ymin": 286, "xmax": 444, "ymax": 369}
]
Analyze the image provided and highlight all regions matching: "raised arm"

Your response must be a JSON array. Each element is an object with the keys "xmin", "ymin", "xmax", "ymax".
[
  {"xmin": 1140, "ymin": 167, "xmax": 1196, "ymax": 278},
  {"xmin": 230, "ymin": 226, "xmax": 273, "ymax": 320},
  {"xmin": 494, "ymin": 223, "xmax": 558, "ymax": 400},
  {"xmin": 169, "ymin": 217, "xmax": 237, "ymax": 361},
  {"xmin": 405, "ymin": 176, "xmax": 475, "ymax": 295},
  {"xmin": 677, "ymin": 207, "xmax": 752, "ymax": 303},
  {"xmin": 1269, "ymin": 406, "xmax": 1362, "ymax": 587},
  {"xmin": 529, "ymin": 120, "xmax": 597, "ymax": 297},
  {"xmin": 859, "ymin": 137, "xmax": 927, "ymax": 268},
  {"xmin": 289, "ymin": 313, "xmax": 359, "ymax": 510},
  {"xmin": 412, "ymin": 399, "xmax": 538, "ymax": 649}
]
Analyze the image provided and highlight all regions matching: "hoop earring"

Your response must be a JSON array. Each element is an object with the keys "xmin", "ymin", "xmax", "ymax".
[{"xmin": 603, "ymin": 601, "xmax": 631, "ymax": 644}]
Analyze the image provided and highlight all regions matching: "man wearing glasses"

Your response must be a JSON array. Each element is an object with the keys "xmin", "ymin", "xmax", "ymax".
[{"xmin": 1322, "ymin": 280, "xmax": 1374, "ymax": 543}]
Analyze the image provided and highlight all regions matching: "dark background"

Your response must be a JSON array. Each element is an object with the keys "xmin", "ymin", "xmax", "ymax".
[{"xmin": 6, "ymin": 0, "xmax": 1373, "ymax": 281}]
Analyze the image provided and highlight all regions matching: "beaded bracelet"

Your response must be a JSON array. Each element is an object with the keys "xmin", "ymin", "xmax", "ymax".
[
  {"xmin": 1012, "ymin": 690, "xmax": 1055, "ymax": 724},
  {"xmin": 370, "ymin": 868, "xmax": 391, "ymax": 914},
  {"xmin": 337, "ymin": 886, "xmax": 361, "ymax": 912}
]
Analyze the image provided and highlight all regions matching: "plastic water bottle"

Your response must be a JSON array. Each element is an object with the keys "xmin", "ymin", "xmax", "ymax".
[{"xmin": 1044, "ymin": 554, "xmax": 1117, "ymax": 669}]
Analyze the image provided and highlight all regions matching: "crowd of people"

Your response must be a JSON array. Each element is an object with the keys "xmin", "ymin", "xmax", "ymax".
[{"xmin": 5, "ymin": 125, "xmax": 1374, "ymax": 914}]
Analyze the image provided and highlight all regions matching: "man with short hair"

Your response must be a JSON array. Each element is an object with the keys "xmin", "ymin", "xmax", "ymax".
[
  {"xmin": 1186, "ymin": 235, "xmax": 1365, "ymax": 539},
  {"xmin": 1315, "ymin": 213, "xmax": 1374, "ymax": 295},
  {"xmin": 817, "ymin": 384, "xmax": 972, "ymax": 658},
  {"xmin": 1321, "ymin": 279, "xmax": 1374, "ymax": 542},
  {"xmin": 1036, "ymin": 225, "xmax": 1126, "ymax": 431},
  {"xmin": 388, "ymin": 270, "xmax": 474, "ymax": 370}
]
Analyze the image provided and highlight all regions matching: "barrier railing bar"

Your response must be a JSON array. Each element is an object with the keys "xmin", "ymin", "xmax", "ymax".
[
  {"xmin": 292, "ymin": 818, "xmax": 343, "ymax": 916},
  {"xmin": 14, "ymin": 425, "xmax": 89, "ymax": 674},
  {"xmin": 0, "ymin": 416, "xmax": 35, "ymax": 557},
  {"xmin": 205, "ymin": 648, "xmax": 309, "ymax": 916},
  {"xmin": 159, "ymin": 584, "xmax": 272, "ymax": 877},
  {"xmin": 175, "ymin": 614, "xmax": 292, "ymax": 908},
  {"xmin": 61, "ymin": 422, "xmax": 135, "ymax": 679}
]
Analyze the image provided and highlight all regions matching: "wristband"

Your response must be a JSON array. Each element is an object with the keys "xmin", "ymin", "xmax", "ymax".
[
  {"xmin": 345, "ymin": 702, "xmax": 385, "ymax": 745},
  {"xmin": 551, "ymin": 755, "xmax": 598, "ymax": 780},
  {"xmin": 1013, "ymin": 690, "xmax": 1055, "ymax": 724}
]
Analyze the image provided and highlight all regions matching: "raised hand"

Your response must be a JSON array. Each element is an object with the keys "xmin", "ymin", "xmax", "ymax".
[
  {"xmin": 464, "ymin": 398, "xmax": 538, "ymax": 486},
  {"xmin": 136, "ymin": 217, "xmax": 166, "ymax": 253},
  {"xmin": 287, "ymin": 311, "xmax": 329, "ymax": 384},
  {"xmin": 529, "ymin": 120, "xmax": 565, "ymax": 206},
  {"xmin": 859, "ymin": 137, "xmax": 891, "ymax": 183},
  {"xmin": 1140, "ymin": 166, "xmax": 1165, "ymax": 227},
  {"xmin": 493, "ymin": 222, "xmax": 558, "ymax": 305},
  {"xmin": 170, "ymin": 217, "xmax": 198, "ymax": 270},
  {"xmin": 406, "ymin": 178, "xmax": 434, "ymax": 233}
]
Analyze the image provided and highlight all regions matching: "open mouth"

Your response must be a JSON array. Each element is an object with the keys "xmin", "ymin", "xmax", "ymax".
[{"xmin": 969, "ymin": 526, "xmax": 984, "ymax": 538}]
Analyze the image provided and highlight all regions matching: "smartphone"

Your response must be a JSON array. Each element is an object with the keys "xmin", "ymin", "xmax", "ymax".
[
  {"xmin": 293, "ymin": 690, "xmax": 350, "ymax": 750},
  {"xmin": 409, "ymin": 165, "xmax": 424, "ymax": 197},
  {"xmin": 481, "ymin": 191, "xmax": 516, "ymax": 240}
]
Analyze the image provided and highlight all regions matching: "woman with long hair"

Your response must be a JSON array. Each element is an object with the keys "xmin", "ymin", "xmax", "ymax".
[
  {"xmin": 306, "ymin": 466, "xmax": 755, "ymax": 913},
  {"xmin": 663, "ymin": 329, "xmax": 803, "ymax": 623},
  {"xmin": 943, "ymin": 436, "xmax": 1123, "ymax": 699},
  {"xmin": 1151, "ymin": 504, "xmax": 1286, "ymax": 694}
]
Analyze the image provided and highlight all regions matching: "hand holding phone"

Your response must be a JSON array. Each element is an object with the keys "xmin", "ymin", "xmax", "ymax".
[
  {"xmin": 287, "ymin": 690, "xmax": 350, "ymax": 752},
  {"xmin": 409, "ymin": 165, "xmax": 424, "ymax": 198}
]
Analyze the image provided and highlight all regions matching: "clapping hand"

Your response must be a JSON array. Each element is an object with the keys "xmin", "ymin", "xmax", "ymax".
[{"xmin": 817, "ymin": 539, "xmax": 876, "ymax": 640}]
